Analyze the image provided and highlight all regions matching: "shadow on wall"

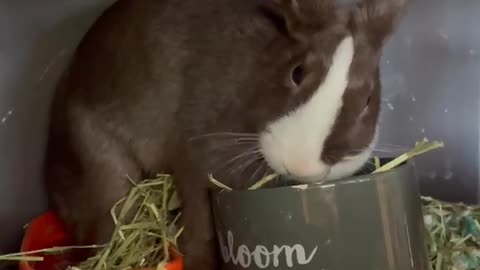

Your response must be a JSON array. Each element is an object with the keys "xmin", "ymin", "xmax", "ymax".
[{"xmin": 0, "ymin": 0, "xmax": 117, "ymax": 255}]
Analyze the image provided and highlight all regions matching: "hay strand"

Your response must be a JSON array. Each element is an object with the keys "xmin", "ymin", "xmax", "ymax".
[{"xmin": 373, "ymin": 138, "xmax": 444, "ymax": 173}]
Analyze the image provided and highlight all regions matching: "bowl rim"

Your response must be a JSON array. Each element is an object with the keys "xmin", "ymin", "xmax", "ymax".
[{"xmin": 212, "ymin": 159, "xmax": 413, "ymax": 195}]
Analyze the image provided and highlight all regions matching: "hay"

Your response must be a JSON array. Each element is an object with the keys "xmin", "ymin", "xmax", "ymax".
[
  {"xmin": 208, "ymin": 173, "xmax": 279, "ymax": 191},
  {"xmin": 69, "ymin": 174, "xmax": 182, "ymax": 270},
  {"xmin": 2, "ymin": 138, "xmax": 480, "ymax": 270},
  {"xmin": 373, "ymin": 138, "xmax": 444, "ymax": 173},
  {"xmin": 0, "ymin": 245, "xmax": 104, "ymax": 263},
  {"xmin": 422, "ymin": 197, "xmax": 480, "ymax": 270},
  {"xmin": 0, "ymin": 175, "xmax": 181, "ymax": 269}
]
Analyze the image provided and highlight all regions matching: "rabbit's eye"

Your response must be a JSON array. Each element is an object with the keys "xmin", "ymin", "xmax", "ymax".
[{"xmin": 291, "ymin": 65, "xmax": 304, "ymax": 86}]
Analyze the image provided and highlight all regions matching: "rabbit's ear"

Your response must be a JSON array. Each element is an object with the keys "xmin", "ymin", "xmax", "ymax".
[
  {"xmin": 345, "ymin": 0, "xmax": 409, "ymax": 48},
  {"xmin": 259, "ymin": 0, "xmax": 336, "ymax": 36}
]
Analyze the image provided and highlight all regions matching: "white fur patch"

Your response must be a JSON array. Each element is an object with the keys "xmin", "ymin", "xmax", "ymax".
[{"xmin": 260, "ymin": 36, "xmax": 356, "ymax": 181}]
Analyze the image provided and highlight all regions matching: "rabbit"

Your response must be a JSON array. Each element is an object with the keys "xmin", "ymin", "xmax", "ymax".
[{"xmin": 44, "ymin": 0, "xmax": 408, "ymax": 269}]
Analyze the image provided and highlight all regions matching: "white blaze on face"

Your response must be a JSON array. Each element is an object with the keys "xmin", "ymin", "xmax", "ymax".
[{"xmin": 260, "ymin": 36, "xmax": 359, "ymax": 182}]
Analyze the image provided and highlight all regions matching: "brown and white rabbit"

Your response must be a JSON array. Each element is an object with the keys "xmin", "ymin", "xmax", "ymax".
[{"xmin": 44, "ymin": 0, "xmax": 408, "ymax": 269}]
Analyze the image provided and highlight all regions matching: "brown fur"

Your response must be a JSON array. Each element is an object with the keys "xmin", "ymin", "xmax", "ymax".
[{"xmin": 44, "ymin": 0, "xmax": 408, "ymax": 269}]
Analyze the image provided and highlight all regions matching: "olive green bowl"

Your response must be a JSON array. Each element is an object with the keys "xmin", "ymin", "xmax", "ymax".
[{"xmin": 210, "ymin": 160, "xmax": 429, "ymax": 270}]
